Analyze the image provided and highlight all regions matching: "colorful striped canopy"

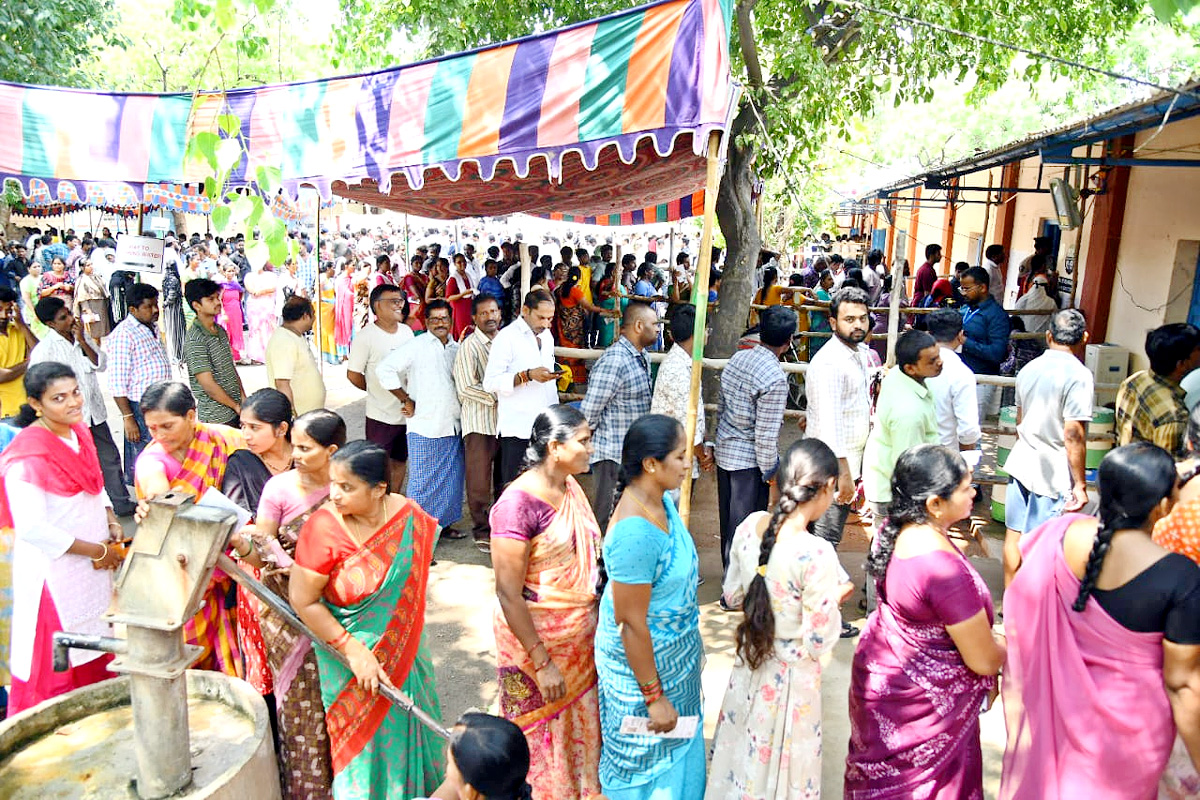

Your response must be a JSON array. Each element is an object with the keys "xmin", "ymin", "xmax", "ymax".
[{"xmin": 0, "ymin": 0, "xmax": 731, "ymax": 222}]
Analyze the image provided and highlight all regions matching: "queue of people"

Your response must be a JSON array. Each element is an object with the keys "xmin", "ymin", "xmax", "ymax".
[{"xmin": 4, "ymin": 221, "xmax": 1200, "ymax": 800}]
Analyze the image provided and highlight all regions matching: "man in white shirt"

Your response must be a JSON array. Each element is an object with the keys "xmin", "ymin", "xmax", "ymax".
[
  {"xmin": 266, "ymin": 296, "xmax": 325, "ymax": 415},
  {"xmin": 463, "ymin": 243, "xmax": 484, "ymax": 288},
  {"xmin": 982, "ymin": 244, "xmax": 1006, "ymax": 305},
  {"xmin": 30, "ymin": 296, "xmax": 136, "ymax": 515},
  {"xmin": 377, "ymin": 298, "xmax": 466, "ymax": 539},
  {"xmin": 346, "ymin": 284, "xmax": 415, "ymax": 490},
  {"xmin": 1002, "ymin": 308, "xmax": 1093, "ymax": 585},
  {"xmin": 482, "ymin": 288, "xmax": 559, "ymax": 487},
  {"xmin": 650, "ymin": 305, "xmax": 713, "ymax": 505},
  {"xmin": 925, "ymin": 308, "xmax": 981, "ymax": 451},
  {"xmin": 806, "ymin": 286, "xmax": 873, "ymax": 549}
]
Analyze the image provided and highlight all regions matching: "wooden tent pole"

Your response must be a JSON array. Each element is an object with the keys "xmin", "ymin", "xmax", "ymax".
[
  {"xmin": 885, "ymin": 256, "xmax": 902, "ymax": 367},
  {"xmin": 679, "ymin": 130, "xmax": 724, "ymax": 526}
]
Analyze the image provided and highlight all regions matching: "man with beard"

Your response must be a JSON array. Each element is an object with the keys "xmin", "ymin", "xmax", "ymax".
[
  {"xmin": 805, "ymin": 285, "xmax": 873, "ymax": 636},
  {"xmin": 453, "ymin": 294, "xmax": 503, "ymax": 552}
]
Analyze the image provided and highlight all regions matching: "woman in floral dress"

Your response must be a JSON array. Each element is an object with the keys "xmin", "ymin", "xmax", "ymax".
[{"xmin": 707, "ymin": 438, "xmax": 849, "ymax": 799}]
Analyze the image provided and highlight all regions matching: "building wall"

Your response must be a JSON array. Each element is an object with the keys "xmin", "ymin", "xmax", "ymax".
[
  {"xmin": 867, "ymin": 113, "xmax": 1200, "ymax": 373},
  {"xmin": 1105, "ymin": 115, "xmax": 1200, "ymax": 370}
]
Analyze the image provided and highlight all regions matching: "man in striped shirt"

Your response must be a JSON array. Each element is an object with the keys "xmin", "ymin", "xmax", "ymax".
[
  {"xmin": 453, "ymin": 294, "xmax": 503, "ymax": 552},
  {"xmin": 183, "ymin": 278, "xmax": 244, "ymax": 426}
]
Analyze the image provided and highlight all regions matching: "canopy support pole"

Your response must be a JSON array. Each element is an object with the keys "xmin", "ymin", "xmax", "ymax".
[
  {"xmin": 679, "ymin": 131, "xmax": 724, "ymax": 526},
  {"xmin": 315, "ymin": 200, "xmax": 324, "ymax": 379},
  {"xmin": 885, "ymin": 257, "xmax": 902, "ymax": 367}
]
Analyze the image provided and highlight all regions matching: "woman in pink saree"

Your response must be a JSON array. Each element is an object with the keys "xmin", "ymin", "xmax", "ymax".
[
  {"xmin": 489, "ymin": 405, "xmax": 603, "ymax": 798},
  {"xmin": 1001, "ymin": 442, "xmax": 1200, "ymax": 800},
  {"xmin": 333, "ymin": 259, "xmax": 355, "ymax": 358},
  {"xmin": 844, "ymin": 444, "xmax": 1006, "ymax": 800}
]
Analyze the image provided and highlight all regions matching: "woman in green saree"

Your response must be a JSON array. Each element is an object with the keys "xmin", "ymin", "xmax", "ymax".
[{"xmin": 292, "ymin": 440, "xmax": 443, "ymax": 799}]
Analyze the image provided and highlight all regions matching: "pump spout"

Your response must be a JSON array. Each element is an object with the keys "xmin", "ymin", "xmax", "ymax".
[{"xmin": 51, "ymin": 632, "xmax": 128, "ymax": 672}]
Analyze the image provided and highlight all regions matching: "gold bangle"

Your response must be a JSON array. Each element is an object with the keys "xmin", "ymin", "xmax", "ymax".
[{"xmin": 91, "ymin": 543, "xmax": 109, "ymax": 563}]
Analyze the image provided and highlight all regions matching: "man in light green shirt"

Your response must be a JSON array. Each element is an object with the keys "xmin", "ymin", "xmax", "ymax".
[{"xmin": 862, "ymin": 329, "xmax": 944, "ymax": 509}]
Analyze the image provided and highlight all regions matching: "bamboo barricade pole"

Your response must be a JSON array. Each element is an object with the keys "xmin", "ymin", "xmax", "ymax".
[
  {"xmin": 885, "ymin": 257, "xmax": 902, "ymax": 367},
  {"xmin": 679, "ymin": 130, "xmax": 724, "ymax": 526}
]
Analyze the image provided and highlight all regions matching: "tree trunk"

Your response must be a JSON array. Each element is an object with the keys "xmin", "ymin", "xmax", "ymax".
[
  {"xmin": 708, "ymin": 108, "xmax": 761, "ymax": 362},
  {"xmin": 172, "ymin": 209, "xmax": 189, "ymax": 238},
  {"xmin": 0, "ymin": 201, "xmax": 13, "ymax": 240}
]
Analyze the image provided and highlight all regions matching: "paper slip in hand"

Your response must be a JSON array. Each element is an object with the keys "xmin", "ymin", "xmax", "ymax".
[
  {"xmin": 619, "ymin": 715, "xmax": 699, "ymax": 739},
  {"xmin": 195, "ymin": 488, "xmax": 253, "ymax": 531}
]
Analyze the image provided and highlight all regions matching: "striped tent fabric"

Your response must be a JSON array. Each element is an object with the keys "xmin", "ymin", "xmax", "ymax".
[{"xmin": 0, "ymin": 0, "xmax": 732, "ymax": 223}]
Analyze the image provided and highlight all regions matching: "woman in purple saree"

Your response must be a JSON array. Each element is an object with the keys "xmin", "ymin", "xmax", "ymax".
[
  {"xmin": 1000, "ymin": 442, "xmax": 1200, "ymax": 800},
  {"xmin": 844, "ymin": 445, "xmax": 1006, "ymax": 800}
]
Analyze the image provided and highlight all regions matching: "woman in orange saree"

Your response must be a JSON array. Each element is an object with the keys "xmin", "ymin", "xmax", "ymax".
[
  {"xmin": 291, "ymin": 440, "xmax": 443, "ymax": 799},
  {"xmin": 489, "ymin": 404, "xmax": 603, "ymax": 798},
  {"xmin": 133, "ymin": 381, "xmax": 246, "ymax": 677}
]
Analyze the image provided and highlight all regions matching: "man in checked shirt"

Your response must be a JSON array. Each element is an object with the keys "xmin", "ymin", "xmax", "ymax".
[
  {"xmin": 715, "ymin": 305, "xmax": 797, "ymax": 578},
  {"xmin": 581, "ymin": 301, "xmax": 659, "ymax": 532}
]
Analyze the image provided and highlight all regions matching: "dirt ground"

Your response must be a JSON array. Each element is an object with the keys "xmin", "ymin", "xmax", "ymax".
[{"xmin": 110, "ymin": 362, "xmax": 1012, "ymax": 797}]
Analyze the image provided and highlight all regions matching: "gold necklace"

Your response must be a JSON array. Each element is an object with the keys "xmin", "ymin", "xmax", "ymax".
[
  {"xmin": 627, "ymin": 488, "xmax": 667, "ymax": 531},
  {"xmin": 346, "ymin": 497, "xmax": 388, "ymax": 546}
]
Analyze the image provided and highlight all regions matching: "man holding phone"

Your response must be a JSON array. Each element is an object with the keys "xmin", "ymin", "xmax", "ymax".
[{"xmin": 483, "ymin": 289, "xmax": 561, "ymax": 487}]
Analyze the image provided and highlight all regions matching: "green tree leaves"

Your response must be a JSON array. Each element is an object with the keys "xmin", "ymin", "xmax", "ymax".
[{"xmin": 0, "ymin": 0, "xmax": 124, "ymax": 86}]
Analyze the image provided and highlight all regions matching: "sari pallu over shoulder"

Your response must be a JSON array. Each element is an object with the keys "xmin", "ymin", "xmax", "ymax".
[
  {"xmin": 303, "ymin": 500, "xmax": 442, "ymax": 778},
  {"xmin": 495, "ymin": 477, "xmax": 601, "ymax": 728},
  {"xmin": 1000, "ymin": 513, "xmax": 1175, "ymax": 800},
  {"xmin": 844, "ymin": 563, "xmax": 995, "ymax": 799},
  {"xmin": 494, "ymin": 476, "xmax": 603, "ymax": 797},
  {"xmin": 134, "ymin": 422, "xmax": 245, "ymax": 500}
]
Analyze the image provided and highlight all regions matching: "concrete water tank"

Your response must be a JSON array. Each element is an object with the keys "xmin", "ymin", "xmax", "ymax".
[{"xmin": 0, "ymin": 671, "xmax": 281, "ymax": 799}]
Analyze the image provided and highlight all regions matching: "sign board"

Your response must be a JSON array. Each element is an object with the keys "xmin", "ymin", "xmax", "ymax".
[
  {"xmin": 149, "ymin": 216, "xmax": 171, "ymax": 234},
  {"xmin": 115, "ymin": 235, "xmax": 166, "ymax": 274}
]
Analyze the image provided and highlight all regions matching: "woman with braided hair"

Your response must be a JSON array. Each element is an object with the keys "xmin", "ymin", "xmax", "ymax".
[
  {"xmin": 999, "ymin": 442, "xmax": 1200, "ymax": 800},
  {"xmin": 844, "ymin": 444, "xmax": 1004, "ymax": 799},
  {"xmin": 706, "ymin": 438, "xmax": 852, "ymax": 799}
]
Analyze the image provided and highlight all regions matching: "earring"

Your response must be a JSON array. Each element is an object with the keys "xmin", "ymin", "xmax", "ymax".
[{"xmin": 35, "ymin": 409, "xmax": 42, "ymax": 417}]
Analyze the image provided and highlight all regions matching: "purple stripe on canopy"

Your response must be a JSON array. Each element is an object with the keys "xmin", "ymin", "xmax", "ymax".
[
  {"xmin": 499, "ymin": 37, "xmax": 556, "ymax": 154},
  {"xmin": 664, "ymin": 0, "xmax": 703, "ymax": 126},
  {"xmin": 359, "ymin": 71, "xmax": 401, "ymax": 186},
  {"xmin": 225, "ymin": 91, "xmax": 258, "ymax": 185}
]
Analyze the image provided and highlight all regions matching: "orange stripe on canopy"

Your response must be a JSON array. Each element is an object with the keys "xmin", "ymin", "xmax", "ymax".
[
  {"xmin": 622, "ymin": 0, "xmax": 688, "ymax": 133},
  {"xmin": 459, "ymin": 45, "xmax": 519, "ymax": 159}
]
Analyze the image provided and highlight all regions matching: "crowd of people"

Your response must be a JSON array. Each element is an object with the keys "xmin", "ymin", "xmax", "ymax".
[{"xmin": 0, "ymin": 222, "xmax": 1199, "ymax": 800}]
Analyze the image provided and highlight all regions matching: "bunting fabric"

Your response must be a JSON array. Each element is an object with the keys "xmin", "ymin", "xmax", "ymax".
[{"xmin": 0, "ymin": 0, "xmax": 732, "ymax": 222}]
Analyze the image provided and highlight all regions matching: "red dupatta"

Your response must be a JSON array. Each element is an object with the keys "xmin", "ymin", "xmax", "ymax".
[{"xmin": 0, "ymin": 423, "xmax": 103, "ymax": 499}]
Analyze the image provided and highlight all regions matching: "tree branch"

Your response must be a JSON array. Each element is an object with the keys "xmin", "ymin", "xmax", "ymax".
[{"xmin": 735, "ymin": 0, "xmax": 765, "ymax": 90}]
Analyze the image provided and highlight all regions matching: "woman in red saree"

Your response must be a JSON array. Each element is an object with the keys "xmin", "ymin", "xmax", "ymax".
[
  {"xmin": 291, "ymin": 440, "xmax": 443, "ymax": 799},
  {"xmin": 1002, "ymin": 443, "xmax": 1200, "ymax": 800},
  {"xmin": 0, "ymin": 363, "xmax": 124, "ymax": 715},
  {"xmin": 401, "ymin": 255, "xmax": 428, "ymax": 332},
  {"xmin": 489, "ymin": 404, "xmax": 602, "ymax": 798},
  {"xmin": 134, "ymin": 381, "xmax": 246, "ymax": 677}
]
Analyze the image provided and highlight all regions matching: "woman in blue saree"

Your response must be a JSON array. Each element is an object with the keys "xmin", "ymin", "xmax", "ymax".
[{"xmin": 595, "ymin": 413, "xmax": 705, "ymax": 799}]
